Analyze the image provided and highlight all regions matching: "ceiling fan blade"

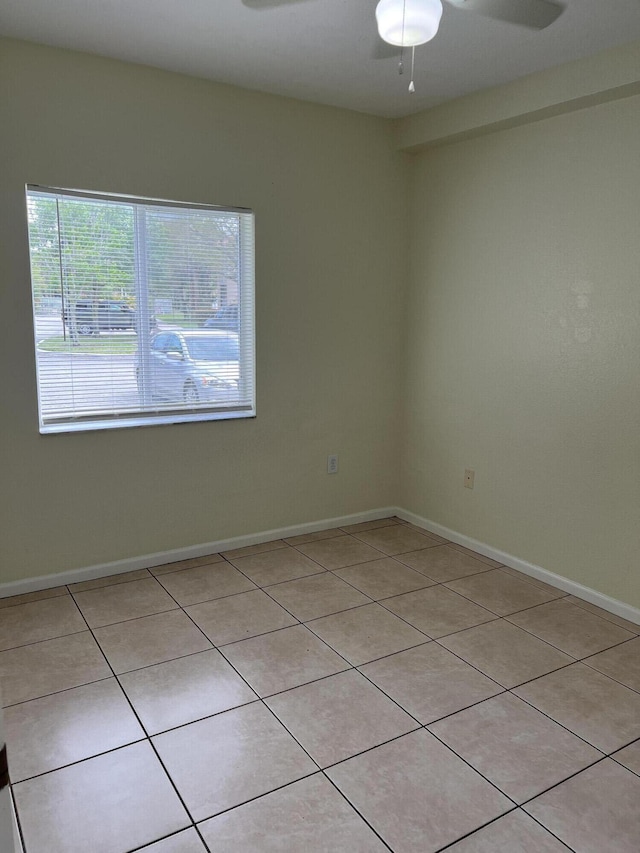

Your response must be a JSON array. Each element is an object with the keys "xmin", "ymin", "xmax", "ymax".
[
  {"xmin": 445, "ymin": 0, "xmax": 565, "ymax": 30},
  {"xmin": 241, "ymin": 0, "xmax": 313, "ymax": 8}
]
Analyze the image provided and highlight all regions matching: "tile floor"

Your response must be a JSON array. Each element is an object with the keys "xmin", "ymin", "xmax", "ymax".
[{"xmin": 1, "ymin": 517, "xmax": 640, "ymax": 852}]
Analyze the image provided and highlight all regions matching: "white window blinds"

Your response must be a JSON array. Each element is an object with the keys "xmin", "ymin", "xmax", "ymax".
[{"xmin": 26, "ymin": 187, "xmax": 255, "ymax": 433}]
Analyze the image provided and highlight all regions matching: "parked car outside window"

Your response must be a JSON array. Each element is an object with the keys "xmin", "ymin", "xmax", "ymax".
[
  {"xmin": 63, "ymin": 300, "xmax": 135, "ymax": 335},
  {"xmin": 136, "ymin": 330, "xmax": 240, "ymax": 404}
]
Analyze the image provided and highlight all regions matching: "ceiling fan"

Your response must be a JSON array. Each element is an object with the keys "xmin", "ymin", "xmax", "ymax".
[
  {"xmin": 243, "ymin": 0, "xmax": 566, "ymax": 92},
  {"xmin": 243, "ymin": 0, "xmax": 565, "ymax": 31}
]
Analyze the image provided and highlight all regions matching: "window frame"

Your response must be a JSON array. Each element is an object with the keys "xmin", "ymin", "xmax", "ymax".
[{"xmin": 27, "ymin": 185, "xmax": 256, "ymax": 434}]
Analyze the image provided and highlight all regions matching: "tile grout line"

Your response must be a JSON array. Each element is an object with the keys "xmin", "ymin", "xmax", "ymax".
[
  {"xmin": 14, "ymin": 649, "xmax": 620, "ymax": 853},
  {"xmin": 435, "ymin": 575, "xmax": 568, "ymax": 620},
  {"xmin": 372, "ymin": 590, "xmax": 497, "ymax": 636},
  {"xmin": 116, "ymin": 553, "xmax": 544, "ymax": 852},
  {"xmin": 150, "ymin": 569, "xmax": 403, "ymax": 852},
  {"xmin": 516, "ymin": 811, "xmax": 578, "ymax": 853},
  {"xmin": 9, "ymin": 772, "xmax": 28, "ymax": 853},
  {"xmin": 0, "ymin": 626, "xmax": 91, "ymax": 654},
  {"xmin": 425, "ymin": 631, "xmax": 581, "ymax": 693},
  {"xmin": 506, "ymin": 684, "xmax": 626, "ymax": 753},
  {"xmin": 420, "ymin": 725, "xmax": 522, "ymax": 808},
  {"xmin": 517, "ymin": 752, "xmax": 613, "ymax": 810},
  {"xmin": 66, "ymin": 567, "xmax": 154, "ymax": 594},
  {"xmin": 284, "ymin": 711, "xmax": 594, "ymax": 852},
  {"xmin": 608, "ymin": 735, "xmax": 640, "ymax": 780},
  {"xmin": 327, "ymin": 564, "xmax": 438, "ymax": 605},
  {"xmin": 303, "ymin": 613, "xmax": 431, "ymax": 670},
  {"xmin": 0, "ymin": 588, "xmax": 70, "ymax": 610},
  {"xmin": 69, "ymin": 586, "xmax": 202, "ymax": 846},
  {"xmin": 4, "ymin": 530, "xmax": 639, "ymax": 852},
  {"xmin": 5, "ymin": 583, "xmax": 636, "ymax": 707},
  {"xmin": 125, "ymin": 824, "xmax": 211, "ymax": 853},
  {"xmin": 433, "ymin": 806, "xmax": 577, "ymax": 853},
  {"xmin": 162, "ymin": 613, "xmax": 388, "ymax": 843},
  {"xmin": 417, "ymin": 720, "xmax": 631, "ymax": 843},
  {"xmin": 1, "ymin": 672, "xmax": 115, "ymax": 710},
  {"xmin": 317, "ymin": 771, "xmax": 396, "ymax": 852},
  {"xmin": 258, "ymin": 576, "xmax": 377, "ymax": 623},
  {"xmin": 95, "ymin": 647, "xmax": 210, "ymax": 851},
  {"xmin": 563, "ymin": 597, "xmax": 640, "ymax": 634},
  {"xmin": 500, "ymin": 622, "xmax": 638, "ymax": 665},
  {"xmin": 0, "ymin": 583, "xmax": 597, "ymax": 705},
  {"xmin": 193, "ymin": 651, "xmax": 406, "ymax": 853},
  {"xmin": 577, "ymin": 637, "xmax": 640, "ymax": 697}
]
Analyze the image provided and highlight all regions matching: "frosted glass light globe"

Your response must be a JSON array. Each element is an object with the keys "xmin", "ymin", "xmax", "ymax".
[{"xmin": 376, "ymin": 0, "xmax": 443, "ymax": 47}]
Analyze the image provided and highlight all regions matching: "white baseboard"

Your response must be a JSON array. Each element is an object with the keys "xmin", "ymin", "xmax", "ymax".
[
  {"xmin": 1, "ymin": 505, "xmax": 638, "ymax": 628},
  {"xmin": 395, "ymin": 508, "xmax": 640, "ymax": 628},
  {"xmin": 0, "ymin": 507, "xmax": 397, "ymax": 598}
]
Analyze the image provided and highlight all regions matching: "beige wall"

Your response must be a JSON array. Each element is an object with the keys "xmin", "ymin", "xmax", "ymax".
[
  {"xmin": 402, "ymin": 93, "xmax": 640, "ymax": 608},
  {"xmin": 2, "ymin": 36, "xmax": 639, "ymax": 612},
  {"xmin": 0, "ymin": 39, "xmax": 407, "ymax": 582}
]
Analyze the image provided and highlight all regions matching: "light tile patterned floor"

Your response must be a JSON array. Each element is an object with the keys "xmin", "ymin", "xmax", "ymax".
[{"xmin": 1, "ymin": 517, "xmax": 639, "ymax": 853}]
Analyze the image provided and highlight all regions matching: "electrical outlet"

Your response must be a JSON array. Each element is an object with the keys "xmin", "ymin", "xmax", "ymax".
[
  {"xmin": 464, "ymin": 468, "xmax": 475, "ymax": 489},
  {"xmin": 327, "ymin": 454, "xmax": 338, "ymax": 474}
]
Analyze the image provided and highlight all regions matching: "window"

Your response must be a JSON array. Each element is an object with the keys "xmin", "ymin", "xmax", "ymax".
[{"xmin": 26, "ymin": 186, "xmax": 255, "ymax": 433}]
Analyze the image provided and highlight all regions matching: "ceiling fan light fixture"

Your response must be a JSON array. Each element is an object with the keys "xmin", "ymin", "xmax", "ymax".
[{"xmin": 376, "ymin": 0, "xmax": 443, "ymax": 47}]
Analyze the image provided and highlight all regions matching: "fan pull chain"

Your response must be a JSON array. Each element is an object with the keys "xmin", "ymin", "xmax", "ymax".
[
  {"xmin": 399, "ymin": 0, "xmax": 406, "ymax": 75},
  {"xmin": 409, "ymin": 45, "xmax": 416, "ymax": 93}
]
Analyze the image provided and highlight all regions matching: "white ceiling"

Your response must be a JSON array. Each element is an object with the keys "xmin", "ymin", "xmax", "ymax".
[{"xmin": 2, "ymin": 0, "xmax": 640, "ymax": 118}]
